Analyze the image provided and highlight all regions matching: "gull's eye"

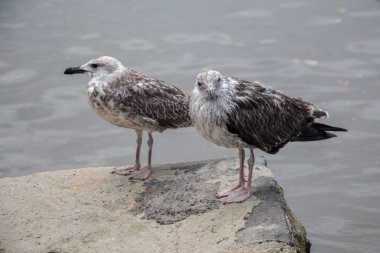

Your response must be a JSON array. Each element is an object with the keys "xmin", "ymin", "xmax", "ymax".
[
  {"xmin": 197, "ymin": 81, "xmax": 204, "ymax": 87},
  {"xmin": 90, "ymin": 63, "xmax": 98, "ymax": 69},
  {"xmin": 217, "ymin": 77, "xmax": 221, "ymax": 82}
]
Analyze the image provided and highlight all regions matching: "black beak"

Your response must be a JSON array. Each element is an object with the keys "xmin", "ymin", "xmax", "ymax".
[{"xmin": 64, "ymin": 67, "xmax": 87, "ymax": 75}]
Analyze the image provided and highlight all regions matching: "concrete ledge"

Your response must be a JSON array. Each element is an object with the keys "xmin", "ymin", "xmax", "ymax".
[{"xmin": 0, "ymin": 159, "xmax": 309, "ymax": 253}]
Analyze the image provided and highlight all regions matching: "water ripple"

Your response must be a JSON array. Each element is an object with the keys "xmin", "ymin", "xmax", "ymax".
[
  {"xmin": 0, "ymin": 22, "xmax": 27, "ymax": 29},
  {"xmin": 0, "ymin": 60, "xmax": 10, "ymax": 69},
  {"xmin": 16, "ymin": 106, "xmax": 54, "ymax": 122},
  {"xmin": 0, "ymin": 69, "xmax": 36, "ymax": 86},
  {"xmin": 226, "ymin": 9, "xmax": 273, "ymax": 18},
  {"xmin": 360, "ymin": 99, "xmax": 380, "ymax": 121},
  {"xmin": 311, "ymin": 16, "xmax": 342, "ymax": 26},
  {"xmin": 106, "ymin": 39, "xmax": 157, "ymax": 51},
  {"xmin": 40, "ymin": 85, "xmax": 85, "ymax": 120},
  {"xmin": 164, "ymin": 32, "xmax": 233, "ymax": 45},
  {"xmin": 80, "ymin": 33, "xmax": 101, "ymax": 40},
  {"xmin": 310, "ymin": 216, "xmax": 350, "ymax": 235},
  {"xmin": 346, "ymin": 39, "xmax": 380, "ymax": 55},
  {"xmin": 278, "ymin": 2, "xmax": 305, "ymax": 8},
  {"xmin": 348, "ymin": 11, "xmax": 380, "ymax": 18},
  {"xmin": 62, "ymin": 46, "xmax": 97, "ymax": 56}
]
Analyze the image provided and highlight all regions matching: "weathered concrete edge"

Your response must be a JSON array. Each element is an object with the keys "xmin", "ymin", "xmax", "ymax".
[{"xmin": 236, "ymin": 167, "xmax": 311, "ymax": 253}]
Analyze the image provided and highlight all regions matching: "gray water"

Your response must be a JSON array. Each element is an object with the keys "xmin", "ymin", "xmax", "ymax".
[{"xmin": 1, "ymin": 0, "xmax": 379, "ymax": 252}]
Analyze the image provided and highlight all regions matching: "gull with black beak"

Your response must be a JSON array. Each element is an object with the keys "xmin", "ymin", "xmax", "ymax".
[
  {"xmin": 190, "ymin": 70, "xmax": 347, "ymax": 203},
  {"xmin": 64, "ymin": 56, "xmax": 192, "ymax": 180}
]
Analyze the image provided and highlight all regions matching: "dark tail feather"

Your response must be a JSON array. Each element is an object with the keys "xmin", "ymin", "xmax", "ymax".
[
  {"xmin": 292, "ymin": 123, "xmax": 347, "ymax": 142},
  {"xmin": 311, "ymin": 122, "xmax": 348, "ymax": 132}
]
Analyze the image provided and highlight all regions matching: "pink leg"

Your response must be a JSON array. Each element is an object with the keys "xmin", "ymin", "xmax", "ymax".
[
  {"xmin": 129, "ymin": 132, "xmax": 153, "ymax": 180},
  {"xmin": 217, "ymin": 148, "xmax": 245, "ymax": 198},
  {"xmin": 112, "ymin": 130, "xmax": 142, "ymax": 175},
  {"xmin": 225, "ymin": 149, "xmax": 254, "ymax": 203}
]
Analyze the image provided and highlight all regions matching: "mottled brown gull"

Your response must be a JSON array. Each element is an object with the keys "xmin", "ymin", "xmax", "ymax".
[
  {"xmin": 190, "ymin": 70, "xmax": 347, "ymax": 203},
  {"xmin": 64, "ymin": 56, "xmax": 191, "ymax": 180}
]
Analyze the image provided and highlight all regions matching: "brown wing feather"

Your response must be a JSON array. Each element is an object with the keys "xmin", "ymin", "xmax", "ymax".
[
  {"xmin": 125, "ymin": 93, "xmax": 191, "ymax": 128},
  {"xmin": 226, "ymin": 79, "xmax": 314, "ymax": 154},
  {"xmin": 112, "ymin": 69, "xmax": 192, "ymax": 128}
]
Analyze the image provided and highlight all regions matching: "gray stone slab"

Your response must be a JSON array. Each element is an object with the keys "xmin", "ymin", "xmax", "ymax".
[
  {"xmin": 0, "ymin": 158, "xmax": 309, "ymax": 253},
  {"xmin": 237, "ymin": 169, "xmax": 310, "ymax": 253}
]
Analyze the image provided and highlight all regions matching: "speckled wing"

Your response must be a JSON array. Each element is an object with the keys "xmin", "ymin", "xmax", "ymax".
[
  {"xmin": 225, "ymin": 79, "xmax": 315, "ymax": 154},
  {"xmin": 114, "ymin": 69, "xmax": 192, "ymax": 129}
]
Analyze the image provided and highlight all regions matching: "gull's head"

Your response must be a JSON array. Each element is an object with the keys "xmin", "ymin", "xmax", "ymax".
[
  {"xmin": 194, "ymin": 69, "xmax": 225, "ymax": 100},
  {"xmin": 64, "ymin": 56, "xmax": 125, "ymax": 79}
]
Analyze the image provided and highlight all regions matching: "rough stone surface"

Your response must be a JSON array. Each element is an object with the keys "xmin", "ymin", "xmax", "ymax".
[
  {"xmin": 0, "ymin": 158, "xmax": 309, "ymax": 253},
  {"xmin": 237, "ymin": 172, "xmax": 310, "ymax": 253},
  {"xmin": 132, "ymin": 174, "xmax": 220, "ymax": 224}
]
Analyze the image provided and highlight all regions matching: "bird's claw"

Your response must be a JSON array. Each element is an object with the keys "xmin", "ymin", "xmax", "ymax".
[
  {"xmin": 128, "ymin": 167, "xmax": 152, "ymax": 180},
  {"xmin": 111, "ymin": 165, "xmax": 141, "ymax": 175}
]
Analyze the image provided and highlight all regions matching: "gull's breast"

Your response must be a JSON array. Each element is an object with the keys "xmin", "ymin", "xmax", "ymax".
[
  {"xmin": 87, "ymin": 84, "xmax": 164, "ymax": 131},
  {"xmin": 191, "ymin": 99, "xmax": 246, "ymax": 149}
]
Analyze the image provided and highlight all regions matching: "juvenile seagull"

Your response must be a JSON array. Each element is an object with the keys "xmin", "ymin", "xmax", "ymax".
[
  {"xmin": 190, "ymin": 70, "xmax": 347, "ymax": 203},
  {"xmin": 64, "ymin": 56, "xmax": 192, "ymax": 180}
]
